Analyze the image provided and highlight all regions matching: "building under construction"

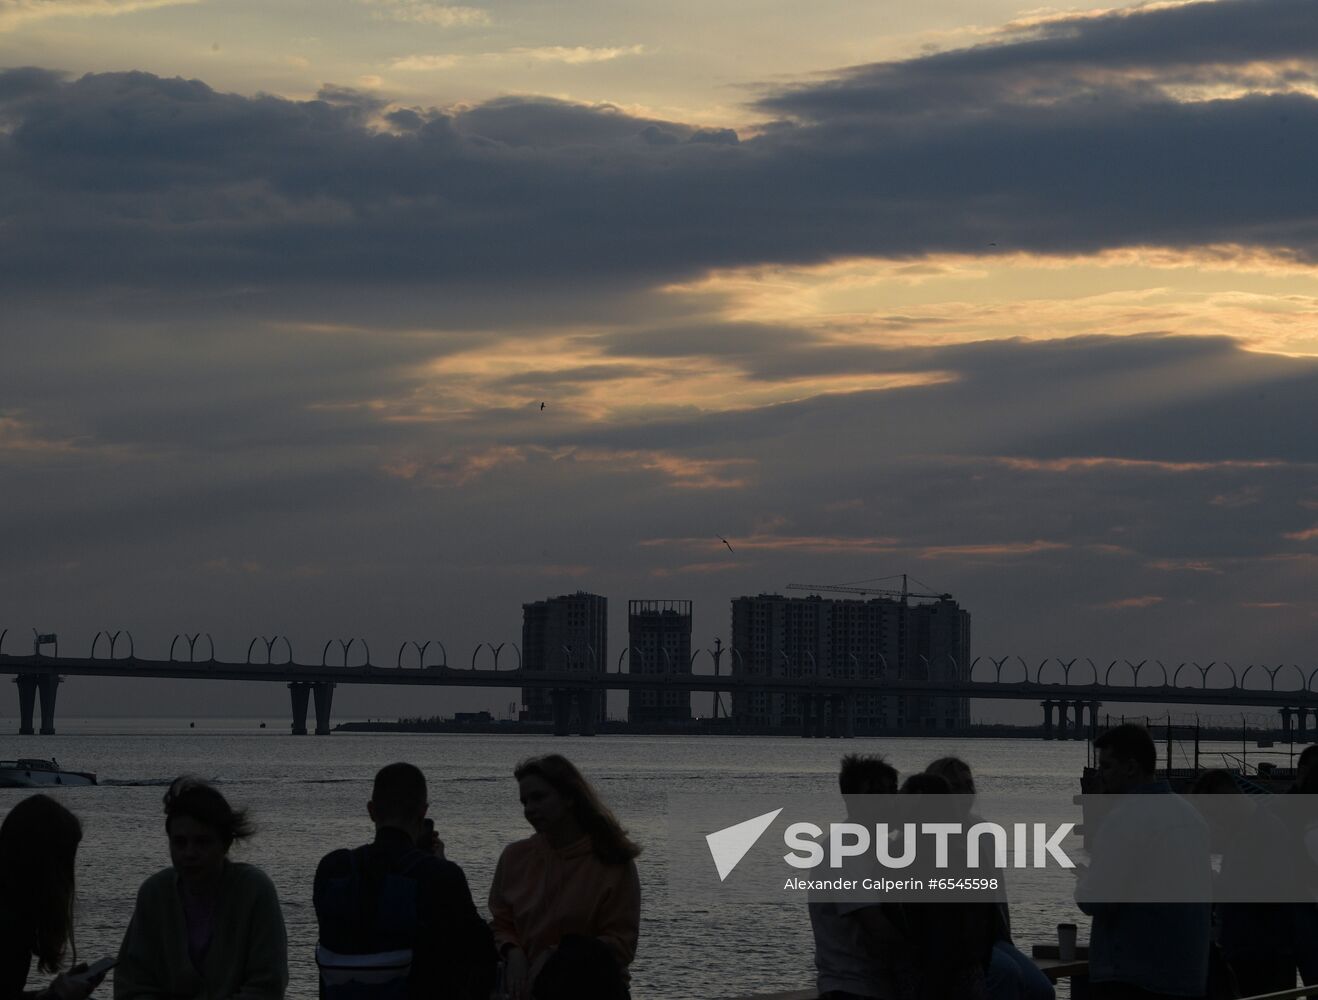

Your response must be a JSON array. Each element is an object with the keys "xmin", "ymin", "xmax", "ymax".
[{"xmin": 729, "ymin": 579, "xmax": 970, "ymax": 732}]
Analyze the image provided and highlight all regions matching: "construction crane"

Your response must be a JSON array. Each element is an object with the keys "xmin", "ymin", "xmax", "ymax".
[{"xmin": 785, "ymin": 574, "xmax": 951, "ymax": 604}]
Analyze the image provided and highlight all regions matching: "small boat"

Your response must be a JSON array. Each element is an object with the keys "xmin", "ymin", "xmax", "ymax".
[{"xmin": 0, "ymin": 757, "xmax": 97, "ymax": 788}]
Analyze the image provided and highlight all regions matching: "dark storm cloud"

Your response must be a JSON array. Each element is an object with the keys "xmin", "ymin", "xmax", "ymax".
[
  {"xmin": 2, "ymin": 0, "xmax": 1317, "ymax": 296},
  {"xmin": 758, "ymin": 0, "xmax": 1318, "ymax": 120}
]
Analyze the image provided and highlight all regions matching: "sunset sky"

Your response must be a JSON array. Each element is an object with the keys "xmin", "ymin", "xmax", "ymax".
[{"xmin": 3, "ymin": 0, "xmax": 1318, "ymax": 722}]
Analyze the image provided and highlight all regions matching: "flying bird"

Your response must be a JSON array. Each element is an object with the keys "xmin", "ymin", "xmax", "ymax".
[
  {"xmin": 717, "ymin": 535, "xmax": 734, "ymax": 553},
  {"xmin": 540, "ymin": 402, "xmax": 546, "ymax": 410}
]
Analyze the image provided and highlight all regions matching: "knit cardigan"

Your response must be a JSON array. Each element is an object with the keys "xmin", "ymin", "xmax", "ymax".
[{"xmin": 115, "ymin": 862, "xmax": 288, "ymax": 1000}]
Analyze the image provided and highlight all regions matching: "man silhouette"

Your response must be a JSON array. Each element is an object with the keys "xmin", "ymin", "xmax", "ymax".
[
  {"xmin": 809, "ymin": 754, "xmax": 908, "ymax": 1000},
  {"xmin": 1077, "ymin": 725, "xmax": 1211, "ymax": 1000},
  {"xmin": 313, "ymin": 762, "xmax": 495, "ymax": 1000}
]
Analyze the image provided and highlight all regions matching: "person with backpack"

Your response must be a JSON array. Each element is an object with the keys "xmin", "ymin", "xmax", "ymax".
[{"xmin": 313, "ymin": 763, "xmax": 495, "ymax": 1000}]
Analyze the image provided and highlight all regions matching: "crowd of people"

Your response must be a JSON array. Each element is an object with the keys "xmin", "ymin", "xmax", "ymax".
[
  {"xmin": 0, "ymin": 732, "xmax": 1314, "ymax": 1000},
  {"xmin": 812, "ymin": 729, "xmax": 1318, "ymax": 1000},
  {"xmin": 1, "ymin": 753, "xmax": 638, "ymax": 1000}
]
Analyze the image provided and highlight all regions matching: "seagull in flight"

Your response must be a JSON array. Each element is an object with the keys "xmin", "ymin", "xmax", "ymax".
[{"xmin": 717, "ymin": 535, "xmax": 734, "ymax": 553}]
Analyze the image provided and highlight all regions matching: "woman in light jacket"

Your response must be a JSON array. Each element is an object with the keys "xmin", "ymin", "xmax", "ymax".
[{"xmin": 489, "ymin": 755, "xmax": 640, "ymax": 1000}]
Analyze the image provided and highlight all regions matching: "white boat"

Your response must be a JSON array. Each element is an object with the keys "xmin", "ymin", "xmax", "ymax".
[{"xmin": 0, "ymin": 758, "xmax": 96, "ymax": 788}]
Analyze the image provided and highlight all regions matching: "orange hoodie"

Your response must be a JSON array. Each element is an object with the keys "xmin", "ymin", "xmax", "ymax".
[{"xmin": 488, "ymin": 833, "xmax": 640, "ymax": 969}]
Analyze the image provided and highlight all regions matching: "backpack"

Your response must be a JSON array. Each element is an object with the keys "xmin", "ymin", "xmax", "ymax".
[{"xmin": 316, "ymin": 846, "xmax": 424, "ymax": 1000}]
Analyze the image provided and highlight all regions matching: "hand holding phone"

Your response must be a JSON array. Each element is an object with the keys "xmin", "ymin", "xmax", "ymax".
[
  {"xmin": 417, "ymin": 818, "xmax": 445, "ymax": 858},
  {"xmin": 70, "ymin": 957, "xmax": 116, "ymax": 985}
]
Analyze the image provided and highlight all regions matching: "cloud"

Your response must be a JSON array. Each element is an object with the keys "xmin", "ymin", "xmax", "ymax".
[
  {"xmin": 1146, "ymin": 558, "xmax": 1224, "ymax": 574},
  {"xmin": 1096, "ymin": 595, "xmax": 1165, "ymax": 609},
  {"xmin": 391, "ymin": 44, "xmax": 644, "ymax": 71},
  {"xmin": 570, "ymin": 449, "xmax": 754, "ymax": 489},
  {"xmin": 5, "ymin": 0, "xmax": 1318, "ymax": 297},
  {"xmin": 756, "ymin": 0, "xmax": 1318, "ymax": 120},
  {"xmin": 0, "ymin": 0, "xmax": 198, "ymax": 32},
  {"xmin": 379, "ymin": 445, "xmax": 754, "ymax": 489},
  {"xmin": 640, "ymin": 533, "xmax": 901, "ymax": 554},
  {"xmin": 917, "ymin": 540, "xmax": 1069, "ymax": 559},
  {"xmin": 650, "ymin": 561, "xmax": 742, "ymax": 578},
  {"xmin": 995, "ymin": 457, "xmax": 1289, "ymax": 474},
  {"xmin": 356, "ymin": 0, "xmax": 490, "ymax": 27}
]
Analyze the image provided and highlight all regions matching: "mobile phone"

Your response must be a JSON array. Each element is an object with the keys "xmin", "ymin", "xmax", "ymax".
[
  {"xmin": 417, "ymin": 817, "xmax": 435, "ymax": 848},
  {"xmin": 71, "ymin": 957, "xmax": 117, "ymax": 983}
]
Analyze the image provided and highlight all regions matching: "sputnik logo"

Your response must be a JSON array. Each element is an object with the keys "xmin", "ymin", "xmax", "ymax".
[{"xmin": 705, "ymin": 808, "xmax": 783, "ymax": 881}]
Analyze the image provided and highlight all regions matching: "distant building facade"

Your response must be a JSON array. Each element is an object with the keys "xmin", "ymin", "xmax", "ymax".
[
  {"xmin": 627, "ymin": 600, "xmax": 692, "ymax": 724},
  {"xmin": 521, "ymin": 591, "xmax": 608, "ymax": 723},
  {"xmin": 729, "ymin": 593, "xmax": 971, "ymax": 731}
]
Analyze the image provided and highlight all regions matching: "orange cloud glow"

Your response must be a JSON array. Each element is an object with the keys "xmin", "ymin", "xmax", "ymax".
[
  {"xmin": 640, "ymin": 533, "xmax": 900, "ymax": 555},
  {"xmin": 997, "ymin": 456, "xmax": 1288, "ymax": 474},
  {"xmin": 1096, "ymin": 595, "xmax": 1165, "ymax": 609},
  {"xmin": 663, "ymin": 247, "xmax": 1318, "ymax": 357},
  {"xmin": 917, "ymin": 540, "xmax": 1068, "ymax": 559}
]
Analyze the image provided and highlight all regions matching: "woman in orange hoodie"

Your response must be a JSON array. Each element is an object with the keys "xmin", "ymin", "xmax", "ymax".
[{"xmin": 489, "ymin": 755, "xmax": 641, "ymax": 1000}]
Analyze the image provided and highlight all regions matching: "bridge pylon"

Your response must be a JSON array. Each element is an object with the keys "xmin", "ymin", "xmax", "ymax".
[{"xmin": 289, "ymin": 682, "xmax": 311, "ymax": 735}]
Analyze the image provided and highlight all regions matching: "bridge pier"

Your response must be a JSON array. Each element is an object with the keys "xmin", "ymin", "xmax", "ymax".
[
  {"xmin": 1070, "ymin": 700, "xmax": 1086, "ymax": 740},
  {"xmin": 1041, "ymin": 700, "xmax": 1056, "ymax": 740},
  {"xmin": 1297, "ymin": 706, "xmax": 1309, "ymax": 740},
  {"xmin": 1281, "ymin": 707, "xmax": 1294, "ymax": 740},
  {"xmin": 13, "ymin": 674, "xmax": 62, "ymax": 735},
  {"xmin": 799, "ymin": 695, "xmax": 812, "ymax": 738},
  {"xmin": 37, "ymin": 674, "xmax": 59, "ymax": 734},
  {"xmin": 842, "ymin": 695, "xmax": 856, "ymax": 738},
  {"xmin": 312, "ymin": 682, "xmax": 335, "ymax": 735},
  {"xmin": 577, "ymin": 690, "xmax": 597, "ymax": 737},
  {"xmin": 15, "ymin": 675, "xmax": 37, "ymax": 735},
  {"xmin": 815, "ymin": 695, "xmax": 829, "ymax": 738},
  {"xmin": 1087, "ymin": 701, "xmax": 1101, "ymax": 739},
  {"xmin": 552, "ymin": 690, "xmax": 573, "ymax": 737},
  {"xmin": 289, "ymin": 682, "xmax": 311, "ymax": 735}
]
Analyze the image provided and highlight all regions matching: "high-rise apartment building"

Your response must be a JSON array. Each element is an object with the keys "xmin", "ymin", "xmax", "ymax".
[
  {"xmin": 729, "ymin": 593, "xmax": 970, "ymax": 731},
  {"xmin": 627, "ymin": 600, "xmax": 692, "ymax": 724},
  {"xmin": 520, "ymin": 591, "xmax": 608, "ymax": 723}
]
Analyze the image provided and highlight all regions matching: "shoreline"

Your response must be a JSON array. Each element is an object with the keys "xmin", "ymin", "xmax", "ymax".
[{"xmin": 333, "ymin": 720, "xmax": 1298, "ymax": 742}]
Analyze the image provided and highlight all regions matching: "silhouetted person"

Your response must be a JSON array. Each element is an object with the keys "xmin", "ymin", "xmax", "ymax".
[
  {"xmin": 1190, "ymin": 769, "xmax": 1295, "ymax": 997},
  {"xmin": 313, "ymin": 762, "xmax": 495, "ymax": 1000},
  {"xmin": 925, "ymin": 757, "xmax": 1053, "ymax": 1000},
  {"xmin": 1290, "ymin": 762, "xmax": 1318, "ymax": 985},
  {"xmin": 117, "ymin": 778, "xmax": 287, "ymax": 1000},
  {"xmin": 880, "ymin": 773, "xmax": 998, "ymax": 1000},
  {"xmin": 1289, "ymin": 744, "xmax": 1318, "ymax": 793},
  {"xmin": 0, "ymin": 796, "xmax": 103, "ymax": 1000},
  {"xmin": 1077, "ymin": 725, "xmax": 1210, "ymax": 1000},
  {"xmin": 489, "ymin": 754, "xmax": 639, "ymax": 1000},
  {"xmin": 810, "ymin": 753, "xmax": 903, "ymax": 1000}
]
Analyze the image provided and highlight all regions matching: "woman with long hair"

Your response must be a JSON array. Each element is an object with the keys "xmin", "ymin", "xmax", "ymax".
[
  {"xmin": 114, "ymin": 778, "xmax": 286, "ymax": 1000},
  {"xmin": 0, "ymin": 795, "xmax": 102, "ymax": 1000},
  {"xmin": 489, "ymin": 754, "xmax": 640, "ymax": 1000}
]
